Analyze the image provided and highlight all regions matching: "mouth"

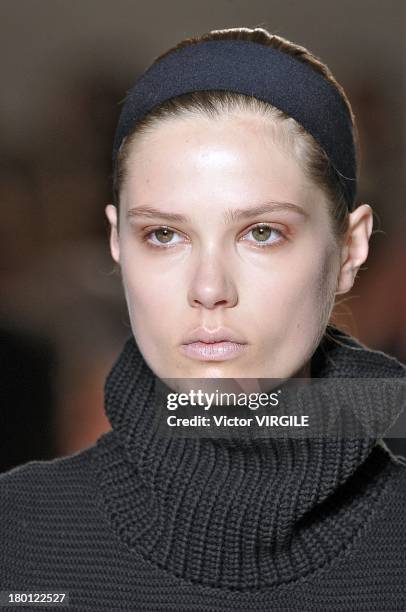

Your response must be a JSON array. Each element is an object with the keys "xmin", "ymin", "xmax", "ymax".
[{"xmin": 179, "ymin": 340, "xmax": 248, "ymax": 361}]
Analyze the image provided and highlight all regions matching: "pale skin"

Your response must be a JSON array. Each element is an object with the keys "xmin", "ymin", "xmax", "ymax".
[{"xmin": 105, "ymin": 111, "xmax": 373, "ymax": 384}]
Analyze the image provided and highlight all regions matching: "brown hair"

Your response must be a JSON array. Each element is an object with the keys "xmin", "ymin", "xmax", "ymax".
[{"xmin": 113, "ymin": 27, "xmax": 359, "ymax": 241}]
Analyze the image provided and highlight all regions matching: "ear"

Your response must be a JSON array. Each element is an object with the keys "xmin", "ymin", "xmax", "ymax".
[
  {"xmin": 105, "ymin": 204, "xmax": 120, "ymax": 264},
  {"xmin": 336, "ymin": 204, "xmax": 373, "ymax": 295}
]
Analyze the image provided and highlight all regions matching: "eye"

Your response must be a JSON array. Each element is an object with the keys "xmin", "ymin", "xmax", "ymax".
[
  {"xmin": 144, "ymin": 226, "xmax": 185, "ymax": 248},
  {"xmin": 241, "ymin": 224, "xmax": 285, "ymax": 247}
]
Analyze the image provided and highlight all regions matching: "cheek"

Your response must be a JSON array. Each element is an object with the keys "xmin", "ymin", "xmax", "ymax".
[
  {"xmin": 261, "ymin": 252, "xmax": 330, "ymax": 309},
  {"xmin": 123, "ymin": 272, "xmax": 163, "ymax": 325},
  {"xmin": 120, "ymin": 267, "xmax": 175, "ymax": 376},
  {"xmin": 120, "ymin": 253, "xmax": 182, "ymax": 342},
  {"xmin": 284, "ymin": 249, "xmax": 338, "ymax": 343},
  {"xmin": 249, "ymin": 246, "xmax": 337, "ymax": 344},
  {"xmin": 250, "ymin": 250, "xmax": 336, "ymax": 375}
]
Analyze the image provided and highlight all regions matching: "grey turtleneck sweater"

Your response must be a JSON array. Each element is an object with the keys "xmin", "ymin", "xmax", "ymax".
[{"xmin": 1, "ymin": 325, "xmax": 406, "ymax": 611}]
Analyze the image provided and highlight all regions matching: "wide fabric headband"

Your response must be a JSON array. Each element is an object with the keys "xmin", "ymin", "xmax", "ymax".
[{"xmin": 113, "ymin": 39, "xmax": 357, "ymax": 209}]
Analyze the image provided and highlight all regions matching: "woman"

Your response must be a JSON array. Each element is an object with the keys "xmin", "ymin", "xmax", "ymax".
[{"xmin": 1, "ymin": 27, "xmax": 406, "ymax": 611}]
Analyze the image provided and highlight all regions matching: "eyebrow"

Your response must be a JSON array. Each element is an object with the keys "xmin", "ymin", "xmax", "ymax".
[{"xmin": 126, "ymin": 202, "xmax": 309, "ymax": 223}]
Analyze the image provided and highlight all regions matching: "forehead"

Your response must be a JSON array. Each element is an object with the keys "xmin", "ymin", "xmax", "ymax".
[{"xmin": 120, "ymin": 112, "xmax": 325, "ymax": 217}]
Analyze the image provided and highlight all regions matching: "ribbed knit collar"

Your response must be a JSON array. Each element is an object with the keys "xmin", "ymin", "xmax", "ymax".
[{"xmin": 94, "ymin": 325, "xmax": 406, "ymax": 592}]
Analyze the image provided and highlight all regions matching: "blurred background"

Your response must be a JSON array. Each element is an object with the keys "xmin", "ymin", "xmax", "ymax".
[{"xmin": 1, "ymin": 0, "xmax": 405, "ymax": 471}]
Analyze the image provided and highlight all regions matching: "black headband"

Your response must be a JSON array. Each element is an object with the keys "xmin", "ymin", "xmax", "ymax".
[{"xmin": 113, "ymin": 39, "xmax": 357, "ymax": 209}]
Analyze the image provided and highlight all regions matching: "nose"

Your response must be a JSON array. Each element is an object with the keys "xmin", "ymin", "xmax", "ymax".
[{"xmin": 187, "ymin": 253, "xmax": 238, "ymax": 310}]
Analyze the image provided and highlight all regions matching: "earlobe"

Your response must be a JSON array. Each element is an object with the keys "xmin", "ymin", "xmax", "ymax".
[
  {"xmin": 105, "ymin": 204, "xmax": 120, "ymax": 264},
  {"xmin": 335, "ymin": 204, "xmax": 373, "ymax": 295}
]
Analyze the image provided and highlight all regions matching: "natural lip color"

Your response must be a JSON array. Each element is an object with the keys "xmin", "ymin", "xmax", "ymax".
[
  {"xmin": 179, "ymin": 341, "xmax": 248, "ymax": 361},
  {"xmin": 182, "ymin": 326, "xmax": 247, "ymax": 345}
]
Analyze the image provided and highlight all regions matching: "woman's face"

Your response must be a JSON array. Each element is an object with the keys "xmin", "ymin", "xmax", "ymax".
[{"xmin": 106, "ymin": 111, "xmax": 342, "ymax": 380}]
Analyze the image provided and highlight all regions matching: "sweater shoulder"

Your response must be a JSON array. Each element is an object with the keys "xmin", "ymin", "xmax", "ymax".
[
  {"xmin": 0, "ymin": 443, "xmax": 98, "ymax": 534},
  {"xmin": 0, "ymin": 443, "xmax": 95, "ymax": 490},
  {"xmin": 0, "ymin": 440, "xmax": 112, "ymax": 586}
]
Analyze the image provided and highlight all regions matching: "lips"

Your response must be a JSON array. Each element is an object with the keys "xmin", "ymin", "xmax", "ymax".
[
  {"xmin": 180, "ymin": 327, "xmax": 248, "ymax": 361},
  {"xmin": 182, "ymin": 327, "xmax": 247, "ymax": 345}
]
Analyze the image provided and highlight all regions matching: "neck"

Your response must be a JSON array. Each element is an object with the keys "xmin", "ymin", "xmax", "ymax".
[{"xmin": 293, "ymin": 358, "xmax": 311, "ymax": 379}]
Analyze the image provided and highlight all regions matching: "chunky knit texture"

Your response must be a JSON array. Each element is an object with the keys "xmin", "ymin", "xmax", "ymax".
[{"xmin": 1, "ymin": 325, "xmax": 406, "ymax": 611}]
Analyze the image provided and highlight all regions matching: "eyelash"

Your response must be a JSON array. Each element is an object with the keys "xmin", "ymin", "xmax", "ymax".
[{"xmin": 140, "ymin": 223, "xmax": 287, "ymax": 250}]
